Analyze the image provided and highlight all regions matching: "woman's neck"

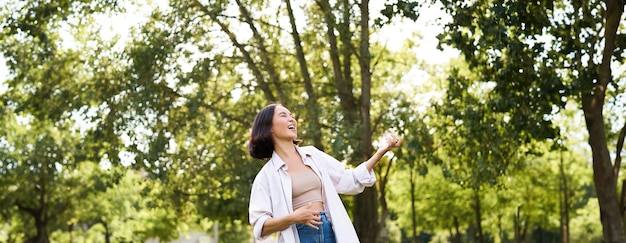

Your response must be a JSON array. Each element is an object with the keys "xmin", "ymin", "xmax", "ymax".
[{"xmin": 274, "ymin": 140, "xmax": 298, "ymax": 160}]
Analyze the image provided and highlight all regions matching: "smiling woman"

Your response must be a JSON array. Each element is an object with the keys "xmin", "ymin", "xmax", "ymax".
[{"xmin": 247, "ymin": 103, "xmax": 401, "ymax": 243}]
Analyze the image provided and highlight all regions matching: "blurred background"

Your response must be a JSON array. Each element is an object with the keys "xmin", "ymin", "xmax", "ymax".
[{"xmin": 1, "ymin": 0, "xmax": 625, "ymax": 242}]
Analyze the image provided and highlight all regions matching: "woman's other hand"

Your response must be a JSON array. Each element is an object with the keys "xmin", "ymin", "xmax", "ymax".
[
  {"xmin": 292, "ymin": 203, "xmax": 322, "ymax": 229},
  {"xmin": 378, "ymin": 133, "xmax": 401, "ymax": 153}
]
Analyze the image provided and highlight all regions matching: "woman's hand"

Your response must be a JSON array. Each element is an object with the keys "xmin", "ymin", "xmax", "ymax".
[
  {"xmin": 365, "ymin": 133, "xmax": 402, "ymax": 170},
  {"xmin": 377, "ymin": 133, "xmax": 402, "ymax": 153},
  {"xmin": 291, "ymin": 203, "xmax": 322, "ymax": 229},
  {"xmin": 261, "ymin": 203, "xmax": 322, "ymax": 236}
]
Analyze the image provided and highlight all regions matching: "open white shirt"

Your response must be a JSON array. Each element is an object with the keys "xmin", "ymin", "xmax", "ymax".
[{"xmin": 249, "ymin": 145, "xmax": 377, "ymax": 242}]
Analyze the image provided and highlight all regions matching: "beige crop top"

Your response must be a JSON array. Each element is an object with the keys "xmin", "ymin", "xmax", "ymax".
[{"xmin": 290, "ymin": 169, "xmax": 323, "ymax": 210}]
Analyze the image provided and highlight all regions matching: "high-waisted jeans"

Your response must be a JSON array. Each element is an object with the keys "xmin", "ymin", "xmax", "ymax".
[{"xmin": 295, "ymin": 212, "xmax": 336, "ymax": 243}]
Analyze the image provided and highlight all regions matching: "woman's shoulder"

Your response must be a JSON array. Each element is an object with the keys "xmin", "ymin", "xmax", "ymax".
[
  {"xmin": 299, "ymin": 145, "xmax": 324, "ymax": 155},
  {"xmin": 252, "ymin": 161, "xmax": 276, "ymax": 185},
  {"xmin": 299, "ymin": 145, "xmax": 318, "ymax": 151},
  {"xmin": 253, "ymin": 158, "xmax": 275, "ymax": 175}
]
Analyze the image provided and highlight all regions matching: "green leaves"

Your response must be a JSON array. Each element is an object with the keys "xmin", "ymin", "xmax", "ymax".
[
  {"xmin": 1, "ymin": 0, "xmax": 615, "ymax": 241},
  {"xmin": 438, "ymin": 0, "xmax": 568, "ymax": 141},
  {"xmin": 376, "ymin": 0, "xmax": 424, "ymax": 26},
  {"xmin": 429, "ymin": 0, "xmax": 625, "ymax": 240}
]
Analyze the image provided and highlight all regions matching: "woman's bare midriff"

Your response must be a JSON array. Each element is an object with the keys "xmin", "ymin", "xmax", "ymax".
[{"xmin": 298, "ymin": 201, "xmax": 324, "ymax": 212}]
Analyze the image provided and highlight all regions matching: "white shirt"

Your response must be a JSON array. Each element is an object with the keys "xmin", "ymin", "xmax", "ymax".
[{"xmin": 249, "ymin": 145, "xmax": 377, "ymax": 242}]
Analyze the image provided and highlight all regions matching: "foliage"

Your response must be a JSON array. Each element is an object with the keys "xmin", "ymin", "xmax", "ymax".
[
  {"xmin": 0, "ymin": 0, "xmax": 621, "ymax": 242},
  {"xmin": 46, "ymin": 164, "xmax": 183, "ymax": 242},
  {"xmin": 435, "ymin": 65, "xmax": 528, "ymax": 189},
  {"xmin": 0, "ymin": 110, "xmax": 86, "ymax": 241},
  {"xmin": 411, "ymin": 0, "xmax": 625, "ymax": 240},
  {"xmin": 388, "ymin": 139, "xmax": 599, "ymax": 242},
  {"xmin": 570, "ymin": 199, "xmax": 603, "ymax": 242}
]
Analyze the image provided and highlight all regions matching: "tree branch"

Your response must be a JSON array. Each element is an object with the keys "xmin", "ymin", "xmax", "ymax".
[
  {"xmin": 190, "ymin": 0, "xmax": 277, "ymax": 103},
  {"xmin": 235, "ymin": 0, "xmax": 288, "ymax": 105},
  {"xmin": 614, "ymin": 122, "xmax": 626, "ymax": 178},
  {"xmin": 15, "ymin": 200, "xmax": 39, "ymax": 216},
  {"xmin": 284, "ymin": 0, "xmax": 324, "ymax": 150}
]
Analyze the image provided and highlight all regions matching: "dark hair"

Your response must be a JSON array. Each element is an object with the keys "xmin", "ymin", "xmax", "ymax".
[{"xmin": 248, "ymin": 104, "xmax": 278, "ymax": 159}]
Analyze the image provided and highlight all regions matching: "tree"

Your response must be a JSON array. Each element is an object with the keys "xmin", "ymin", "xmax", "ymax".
[
  {"xmin": 430, "ymin": 57, "xmax": 533, "ymax": 242},
  {"xmin": 0, "ymin": 113, "xmax": 87, "ymax": 243},
  {"xmin": 50, "ymin": 164, "xmax": 182, "ymax": 243},
  {"xmin": 383, "ymin": 0, "xmax": 626, "ymax": 241},
  {"xmin": 0, "ymin": 1, "xmax": 149, "ymax": 242},
  {"xmin": 436, "ymin": 0, "xmax": 625, "ymax": 240},
  {"xmin": 389, "ymin": 164, "xmax": 475, "ymax": 242}
]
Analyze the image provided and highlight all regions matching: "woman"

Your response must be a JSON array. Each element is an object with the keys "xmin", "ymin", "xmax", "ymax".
[{"xmin": 248, "ymin": 104, "xmax": 400, "ymax": 243}]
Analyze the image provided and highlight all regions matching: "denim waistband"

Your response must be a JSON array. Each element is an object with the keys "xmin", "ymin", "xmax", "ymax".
[
  {"xmin": 296, "ymin": 211, "xmax": 336, "ymax": 242},
  {"xmin": 319, "ymin": 212, "xmax": 330, "ymax": 222}
]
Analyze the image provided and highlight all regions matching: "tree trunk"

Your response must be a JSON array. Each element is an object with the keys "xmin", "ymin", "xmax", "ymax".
[
  {"xmin": 377, "ymin": 155, "xmax": 394, "ymax": 243},
  {"xmin": 581, "ymin": 0, "xmax": 625, "ymax": 242},
  {"xmin": 316, "ymin": 0, "xmax": 358, "ymax": 124},
  {"xmin": 284, "ymin": 0, "xmax": 324, "ymax": 150},
  {"xmin": 453, "ymin": 216, "xmax": 461, "ymax": 243},
  {"xmin": 584, "ymin": 104, "xmax": 625, "ymax": 243},
  {"xmin": 513, "ymin": 205, "xmax": 528, "ymax": 243},
  {"xmin": 514, "ymin": 207, "xmax": 520, "ymax": 243},
  {"xmin": 559, "ymin": 151, "xmax": 570, "ymax": 243},
  {"xmin": 102, "ymin": 220, "xmax": 111, "ymax": 243},
  {"xmin": 68, "ymin": 224, "xmax": 73, "ymax": 243},
  {"xmin": 497, "ymin": 215, "xmax": 504, "ymax": 243},
  {"xmin": 21, "ymin": 158, "xmax": 50, "ymax": 243},
  {"xmin": 616, "ymin": 125, "xmax": 626, "ymax": 224},
  {"xmin": 25, "ymin": 215, "xmax": 49, "ymax": 243},
  {"xmin": 354, "ymin": 188, "xmax": 378, "ymax": 242},
  {"xmin": 619, "ymin": 179, "xmax": 626, "ymax": 223},
  {"xmin": 317, "ymin": 0, "xmax": 378, "ymax": 240},
  {"xmin": 411, "ymin": 168, "xmax": 418, "ymax": 242},
  {"xmin": 472, "ymin": 189, "xmax": 484, "ymax": 243},
  {"xmin": 353, "ymin": 0, "xmax": 378, "ymax": 242}
]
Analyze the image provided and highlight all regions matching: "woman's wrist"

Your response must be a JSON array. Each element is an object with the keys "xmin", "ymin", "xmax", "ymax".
[{"xmin": 376, "ymin": 146, "xmax": 390, "ymax": 155}]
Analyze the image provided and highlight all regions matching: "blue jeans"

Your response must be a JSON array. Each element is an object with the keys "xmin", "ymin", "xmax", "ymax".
[{"xmin": 295, "ymin": 212, "xmax": 336, "ymax": 243}]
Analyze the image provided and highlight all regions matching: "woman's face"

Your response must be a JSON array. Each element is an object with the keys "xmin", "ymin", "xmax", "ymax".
[{"xmin": 271, "ymin": 105, "xmax": 298, "ymax": 142}]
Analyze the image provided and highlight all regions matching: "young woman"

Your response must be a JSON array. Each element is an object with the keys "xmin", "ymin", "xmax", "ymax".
[{"xmin": 248, "ymin": 104, "xmax": 401, "ymax": 242}]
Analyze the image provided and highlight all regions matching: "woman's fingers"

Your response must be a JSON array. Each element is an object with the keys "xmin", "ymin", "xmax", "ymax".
[
  {"xmin": 386, "ymin": 134, "xmax": 401, "ymax": 147},
  {"xmin": 301, "ymin": 213, "xmax": 321, "ymax": 229},
  {"xmin": 294, "ymin": 206, "xmax": 322, "ymax": 227},
  {"xmin": 307, "ymin": 217, "xmax": 322, "ymax": 229}
]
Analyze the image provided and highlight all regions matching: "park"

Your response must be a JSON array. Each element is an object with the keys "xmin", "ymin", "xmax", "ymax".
[{"xmin": 0, "ymin": 0, "xmax": 625, "ymax": 242}]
